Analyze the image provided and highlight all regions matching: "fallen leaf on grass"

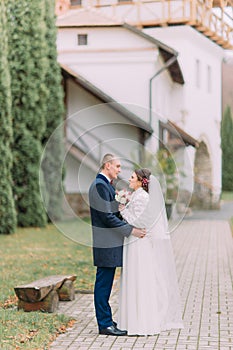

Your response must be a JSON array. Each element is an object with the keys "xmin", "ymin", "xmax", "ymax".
[
  {"xmin": 56, "ymin": 319, "xmax": 76, "ymax": 335},
  {"xmin": 18, "ymin": 329, "xmax": 39, "ymax": 344},
  {"xmin": 2, "ymin": 295, "xmax": 18, "ymax": 309},
  {"xmin": 68, "ymin": 319, "xmax": 76, "ymax": 328},
  {"xmin": 48, "ymin": 318, "xmax": 76, "ymax": 346}
]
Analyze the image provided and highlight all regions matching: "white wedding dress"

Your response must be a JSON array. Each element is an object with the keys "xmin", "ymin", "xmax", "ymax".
[{"xmin": 117, "ymin": 176, "xmax": 183, "ymax": 336}]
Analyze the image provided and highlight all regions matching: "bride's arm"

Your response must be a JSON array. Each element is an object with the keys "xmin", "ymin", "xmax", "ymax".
[{"xmin": 120, "ymin": 192, "xmax": 149, "ymax": 227}]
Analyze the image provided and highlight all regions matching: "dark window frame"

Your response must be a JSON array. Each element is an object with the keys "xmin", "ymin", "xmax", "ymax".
[
  {"xmin": 71, "ymin": 0, "xmax": 82, "ymax": 6},
  {"xmin": 77, "ymin": 34, "xmax": 88, "ymax": 46}
]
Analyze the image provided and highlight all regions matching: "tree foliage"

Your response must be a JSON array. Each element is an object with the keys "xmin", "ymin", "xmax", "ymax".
[
  {"xmin": 221, "ymin": 106, "xmax": 233, "ymax": 191},
  {"xmin": 1, "ymin": 0, "xmax": 65, "ymax": 229},
  {"xmin": 0, "ymin": 0, "xmax": 17, "ymax": 234},
  {"xmin": 7, "ymin": 0, "xmax": 48, "ymax": 226},
  {"xmin": 41, "ymin": 0, "xmax": 65, "ymax": 221}
]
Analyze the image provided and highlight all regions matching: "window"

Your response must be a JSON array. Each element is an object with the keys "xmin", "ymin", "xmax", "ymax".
[
  {"xmin": 195, "ymin": 59, "xmax": 201, "ymax": 88},
  {"xmin": 71, "ymin": 0, "xmax": 82, "ymax": 5},
  {"xmin": 77, "ymin": 34, "xmax": 88, "ymax": 46},
  {"xmin": 207, "ymin": 65, "xmax": 212, "ymax": 93}
]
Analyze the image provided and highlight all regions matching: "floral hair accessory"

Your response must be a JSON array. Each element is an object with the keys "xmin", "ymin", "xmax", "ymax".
[{"xmin": 142, "ymin": 178, "xmax": 149, "ymax": 186}]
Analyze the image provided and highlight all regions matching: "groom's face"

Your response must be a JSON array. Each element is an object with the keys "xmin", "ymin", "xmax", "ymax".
[{"xmin": 107, "ymin": 159, "xmax": 121, "ymax": 180}]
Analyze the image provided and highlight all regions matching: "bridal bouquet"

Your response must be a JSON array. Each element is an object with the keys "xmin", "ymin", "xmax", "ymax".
[{"xmin": 115, "ymin": 189, "xmax": 131, "ymax": 205}]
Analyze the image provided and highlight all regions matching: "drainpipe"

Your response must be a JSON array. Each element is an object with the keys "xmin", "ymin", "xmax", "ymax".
[{"xmin": 149, "ymin": 54, "xmax": 178, "ymax": 126}]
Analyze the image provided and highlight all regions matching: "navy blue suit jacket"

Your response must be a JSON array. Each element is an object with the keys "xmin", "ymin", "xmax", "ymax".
[{"xmin": 89, "ymin": 174, "xmax": 133, "ymax": 267}]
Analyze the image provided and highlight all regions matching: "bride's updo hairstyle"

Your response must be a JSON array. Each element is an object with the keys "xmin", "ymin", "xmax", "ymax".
[{"xmin": 135, "ymin": 168, "xmax": 151, "ymax": 193}]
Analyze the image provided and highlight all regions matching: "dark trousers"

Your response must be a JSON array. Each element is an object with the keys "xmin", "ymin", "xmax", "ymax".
[{"xmin": 94, "ymin": 266, "xmax": 116, "ymax": 330}]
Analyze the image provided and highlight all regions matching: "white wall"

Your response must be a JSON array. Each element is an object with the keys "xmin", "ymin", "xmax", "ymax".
[
  {"xmin": 64, "ymin": 79, "xmax": 144, "ymax": 192},
  {"xmin": 57, "ymin": 26, "xmax": 173, "ymax": 126},
  {"xmin": 57, "ymin": 26, "xmax": 155, "ymax": 51},
  {"xmin": 144, "ymin": 26, "xmax": 224, "ymax": 192},
  {"xmin": 64, "ymin": 153, "xmax": 96, "ymax": 193},
  {"xmin": 58, "ymin": 22, "xmax": 223, "ymax": 194}
]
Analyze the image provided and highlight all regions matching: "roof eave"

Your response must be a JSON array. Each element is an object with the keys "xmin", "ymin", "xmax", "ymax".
[
  {"xmin": 160, "ymin": 120, "xmax": 198, "ymax": 148},
  {"xmin": 61, "ymin": 64, "xmax": 153, "ymax": 135}
]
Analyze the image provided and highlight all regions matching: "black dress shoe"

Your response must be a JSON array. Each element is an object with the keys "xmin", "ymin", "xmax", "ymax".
[
  {"xmin": 99, "ymin": 325, "xmax": 127, "ymax": 336},
  {"xmin": 112, "ymin": 321, "xmax": 117, "ymax": 328}
]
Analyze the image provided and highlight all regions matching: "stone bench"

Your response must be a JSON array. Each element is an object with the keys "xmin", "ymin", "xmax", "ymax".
[{"xmin": 14, "ymin": 275, "xmax": 77, "ymax": 313}]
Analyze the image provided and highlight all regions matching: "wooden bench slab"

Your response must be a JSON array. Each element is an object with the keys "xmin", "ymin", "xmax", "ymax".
[
  {"xmin": 18, "ymin": 290, "xmax": 59, "ymax": 313},
  {"xmin": 14, "ymin": 275, "xmax": 77, "ymax": 313}
]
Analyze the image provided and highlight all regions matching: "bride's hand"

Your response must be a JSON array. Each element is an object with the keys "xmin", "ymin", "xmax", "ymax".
[
  {"xmin": 132, "ymin": 228, "xmax": 146, "ymax": 238},
  {"xmin": 119, "ymin": 204, "xmax": 125, "ymax": 211}
]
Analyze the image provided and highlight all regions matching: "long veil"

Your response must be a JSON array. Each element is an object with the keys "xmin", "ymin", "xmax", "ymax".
[
  {"xmin": 146, "ymin": 175, "xmax": 184, "ymax": 329},
  {"xmin": 146, "ymin": 175, "xmax": 169, "ymax": 238}
]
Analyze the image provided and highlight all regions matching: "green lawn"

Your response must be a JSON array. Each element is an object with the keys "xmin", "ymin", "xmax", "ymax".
[
  {"xmin": 221, "ymin": 191, "xmax": 233, "ymax": 201},
  {"xmin": 0, "ymin": 220, "xmax": 95, "ymax": 349},
  {"xmin": 230, "ymin": 217, "xmax": 233, "ymax": 234}
]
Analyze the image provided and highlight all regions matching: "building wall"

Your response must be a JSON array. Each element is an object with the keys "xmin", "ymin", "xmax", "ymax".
[
  {"xmin": 57, "ymin": 26, "xmax": 173, "ymax": 127},
  {"xmin": 58, "ymin": 21, "xmax": 224, "ymax": 207},
  {"xmin": 64, "ymin": 79, "xmax": 143, "ymax": 194},
  {"xmin": 144, "ymin": 26, "xmax": 224, "ymax": 195},
  {"xmin": 222, "ymin": 58, "xmax": 233, "ymax": 114}
]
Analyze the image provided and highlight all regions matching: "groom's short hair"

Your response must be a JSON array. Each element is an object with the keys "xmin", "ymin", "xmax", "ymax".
[{"xmin": 100, "ymin": 153, "xmax": 116, "ymax": 170}]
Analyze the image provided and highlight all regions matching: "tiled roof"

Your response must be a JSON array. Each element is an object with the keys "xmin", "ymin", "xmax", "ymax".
[{"xmin": 57, "ymin": 8, "xmax": 122, "ymax": 27}]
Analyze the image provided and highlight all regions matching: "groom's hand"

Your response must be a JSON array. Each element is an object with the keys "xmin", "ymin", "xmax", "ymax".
[
  {"xmin": 119, "ymin": 204, "xmax": 125, "ymax": 211},
  {"xmin": 132, "ymin": 228, "xmax": 146, "ymax": 238}
]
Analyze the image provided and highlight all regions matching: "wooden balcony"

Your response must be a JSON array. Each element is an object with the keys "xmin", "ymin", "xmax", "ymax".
[
  {"xmin": 212, "ymin": 0, "xmax": 233, "ymax": 7},
  {"xmin": 75, "ymin": 0, "xmax": 233, "ymax": 48}
]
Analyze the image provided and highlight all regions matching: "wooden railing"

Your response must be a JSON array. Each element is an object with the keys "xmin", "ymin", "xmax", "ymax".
[
  {"xmin": 193, "ymin": 0, "xmax": 233, "ymax": 45},
  {"xmin": 79, "ymin": 0, "xmax": 233, "ymax": 48}
]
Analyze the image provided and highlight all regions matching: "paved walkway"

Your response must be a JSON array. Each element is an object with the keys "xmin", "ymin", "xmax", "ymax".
[
  {"xmin": 185, "ymin": 200, "xmax": 233, "ymax": 221},
  {"xmin": 50, "ymin": 219, "xmax": 233, "ymax": 350}
]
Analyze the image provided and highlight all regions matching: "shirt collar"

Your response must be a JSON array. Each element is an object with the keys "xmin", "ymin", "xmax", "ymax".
[{"xmin": 99, "ymin": 172, "xmax": 111, "ymax": 183}]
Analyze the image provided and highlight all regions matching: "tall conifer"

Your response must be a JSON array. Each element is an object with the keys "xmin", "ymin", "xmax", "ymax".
[
  {"xmin": 0, "ymin": 0, "xmax": 17, "ymax": 233},
  {"xmin": 7, "ymin": 0, "xmax": 48, "ymax": 226},
  {"xmin": 41, "ymin": 0, "xmax": 65, "ymax": 221},
  {"xmin": 221, "ymin": 106, "xmax": 233, "ymax": 191}
]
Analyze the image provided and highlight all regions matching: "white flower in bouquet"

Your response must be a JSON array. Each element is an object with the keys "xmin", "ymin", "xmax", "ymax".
[{"xmin": 115, "ymin": 189, "xmax": 131, "ymax": 205}]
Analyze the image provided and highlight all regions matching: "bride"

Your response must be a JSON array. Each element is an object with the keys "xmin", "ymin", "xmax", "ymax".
[{"xmin": 117, "ymin": 168, "xmax": 183, "ymax": 336}]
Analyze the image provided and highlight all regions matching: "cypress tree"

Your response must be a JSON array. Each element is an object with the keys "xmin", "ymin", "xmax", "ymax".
[
  {"xmin": 221, "ymin": 106, "xmax": 233, "ymax": 191},
  {"xmin": 7, "ymin": 0, "xmax": 48, "ymax": 226},
  {"xmin": 41, "ymin": 0, "xmax": 65, "ymax": 222},
  {"xmin": 0, "ymin": 0, "xmax": 17, "ymax": 233}
]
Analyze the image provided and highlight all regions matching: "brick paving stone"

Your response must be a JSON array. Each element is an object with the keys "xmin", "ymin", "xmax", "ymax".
[{"xmin": 49, "ymin": 220, "xmax": 233, "ymax": 350}]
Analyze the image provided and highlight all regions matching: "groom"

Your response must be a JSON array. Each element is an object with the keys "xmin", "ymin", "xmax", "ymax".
[{"xmin": 89, "ymin": 154, "xmax": 145, "ymax": 336}]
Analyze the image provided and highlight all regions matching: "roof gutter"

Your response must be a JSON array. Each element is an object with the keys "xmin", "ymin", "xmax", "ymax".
[{"xmin": 149, "ymin": 54, "xmax": 178, "ymax": 126}]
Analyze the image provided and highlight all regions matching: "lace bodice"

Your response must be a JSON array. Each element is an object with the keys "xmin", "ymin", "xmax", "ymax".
[{"xmin": 121, "ymin": 187, "xmax": 149, "ymax": 228}]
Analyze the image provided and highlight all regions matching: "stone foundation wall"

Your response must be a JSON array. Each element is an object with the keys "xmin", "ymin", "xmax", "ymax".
[
  {"xmin": 190, "ymin": 192, "xmax": 221, "ymax": 210},
  {"xmin": 65, "ymin": 193, "xmax": 90, "ymax": 218}
]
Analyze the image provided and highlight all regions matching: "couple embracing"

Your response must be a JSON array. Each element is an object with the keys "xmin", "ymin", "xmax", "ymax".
[{"xmin": 88, "ymin": 154, "xmax": 183, "ymax": 336}]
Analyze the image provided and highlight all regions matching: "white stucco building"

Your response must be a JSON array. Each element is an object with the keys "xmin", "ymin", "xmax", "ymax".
[{"xmin": 55, "ymin": 0, "xmax": 233, "ymax": 214}]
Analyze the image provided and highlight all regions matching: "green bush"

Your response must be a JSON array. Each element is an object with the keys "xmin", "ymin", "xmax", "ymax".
[
  {"xmin": 0, "ymin": 0, "xmax": 17, "ymax": 234},
  {"xmin": 221, "ymin": 106, "xmax": 233, "ymax": 191}
]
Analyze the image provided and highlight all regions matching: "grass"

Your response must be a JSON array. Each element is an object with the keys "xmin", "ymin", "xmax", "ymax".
[
  {"xmin": 221, "ymin": 192, "xmax": 233, "ymax": 235},
  {"xmin": 221, "ymin": 191, "xmax": 233, "ymax": 201},
  {"xmin": 230, "ymin": 217, "xmax": 233, "ymax": 234},
  {"xmin": 0, "ymin": 219, "xmax": 95, "ymax": 349}
]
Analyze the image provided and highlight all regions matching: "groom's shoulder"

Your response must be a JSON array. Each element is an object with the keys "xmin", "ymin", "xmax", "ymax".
[{"xmin": 89, "ymin": 176, "xmax": 108, "ymax": 191}]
